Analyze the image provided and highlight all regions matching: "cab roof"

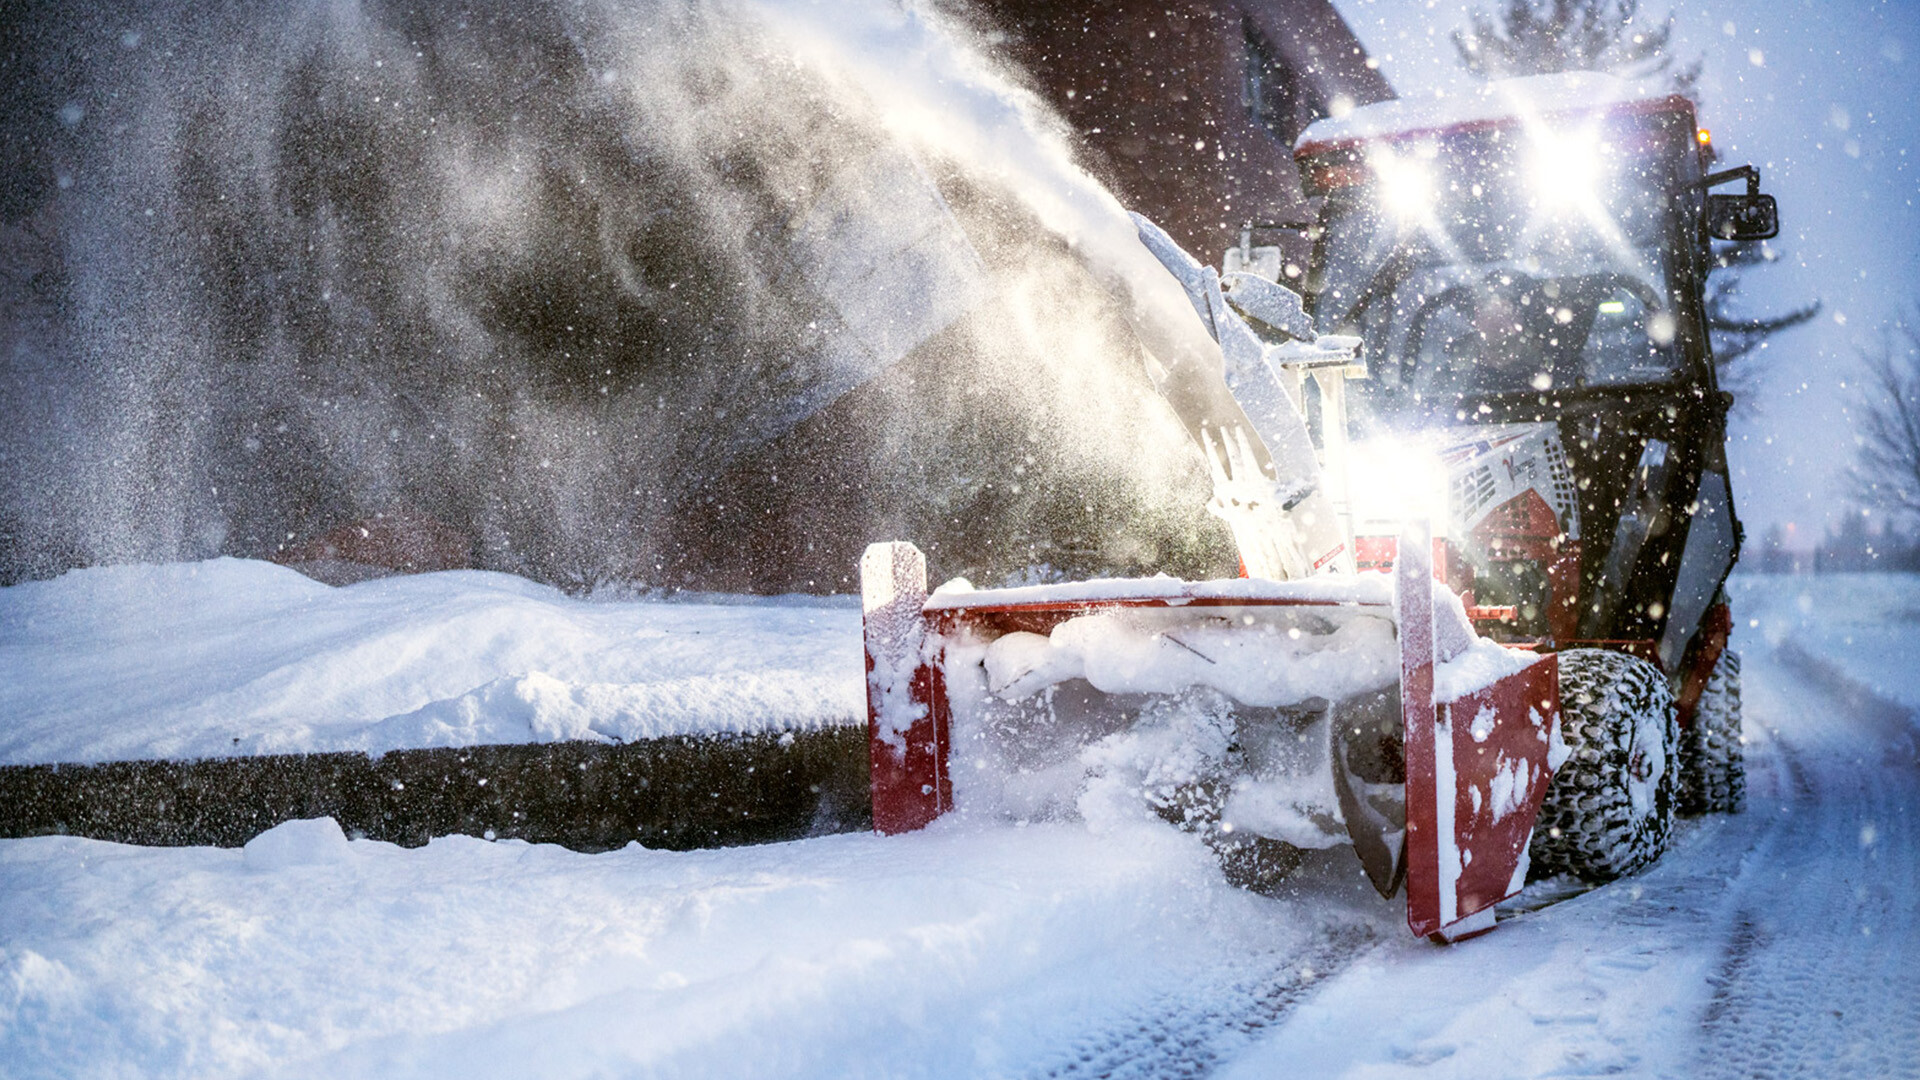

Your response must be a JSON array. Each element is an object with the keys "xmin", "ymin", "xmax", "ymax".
[{"xmin": 1294, "ymin": 71, "xmax": 1694, "ymax": 159}]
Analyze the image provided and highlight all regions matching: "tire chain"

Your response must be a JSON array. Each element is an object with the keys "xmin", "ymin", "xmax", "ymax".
[
  {"xmin": 1529, "ymin": 649, "xmax": 1679, "ymax": 882},
  {"xmin": 1679, "ymin": 649, "xmax": 1747, "ymax": 815}
]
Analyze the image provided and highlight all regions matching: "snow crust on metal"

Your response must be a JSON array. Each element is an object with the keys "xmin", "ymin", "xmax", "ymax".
[
  {"xmin": 925, "ymin": 572, "xmax": 1395, "ymax": 612},
  {"xmin": 927, "ymin": 567, "xmax": 1531, "ymax": 705},
  {"xmin": 1295, "ymin": 70, "xmax": 1685, "ymax": 156},
  {"xmin": 974, "ymin": 607, "xmax": 1400, "ymax": 711}
]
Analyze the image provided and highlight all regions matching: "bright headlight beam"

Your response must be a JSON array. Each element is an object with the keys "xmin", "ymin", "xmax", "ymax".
[
  {"xmin": 1345, "ymin": 436, "xmax": 1452, "ymax": 534},
  {"xmin": 1364, "ymin": 142, "xmax": 1469, "ymax": 269},
  {"xmin": 1373, "ymin": 149, "xmax": 1436, "ymax": 227},
  {"xmin": 1526, "ymin": 129, "xmax": 1604, "ymax": 213}
]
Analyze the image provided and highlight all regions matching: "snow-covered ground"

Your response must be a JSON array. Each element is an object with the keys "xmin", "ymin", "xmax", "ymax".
[
  {"xmin": 0, "ymin": 559, "xmax": 863, "ymax": 766},
  {"xmin": 1, "ymin": 570, "xmax": 1915, "ymax": 1078},
  {"xmin": 1733, "ymin": 571, "xmax": 1920, "ymax": 714}
]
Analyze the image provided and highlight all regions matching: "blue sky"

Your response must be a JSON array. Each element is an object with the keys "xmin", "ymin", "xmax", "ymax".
[{"xmin": 1333, "ymin": 0, "xmax": 1920, "ymax": 548}]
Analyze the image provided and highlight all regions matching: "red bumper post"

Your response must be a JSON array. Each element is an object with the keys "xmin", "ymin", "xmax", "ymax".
[{"xmin": 860, "ymin": 542, "xmax": 952, "ymax": 834}]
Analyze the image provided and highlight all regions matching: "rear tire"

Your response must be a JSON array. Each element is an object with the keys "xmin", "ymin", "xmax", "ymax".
[
  {"xmin": 1530, "ymin": 649, "xmax": 1678, "ymax": 882},
  {"xmin": 1679, "ymin": 649, "xmax": 1746, "ymax": 814}
]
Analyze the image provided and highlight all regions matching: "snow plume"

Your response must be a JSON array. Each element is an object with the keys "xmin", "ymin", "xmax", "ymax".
[{"xmin": 0, "ymin": 0, "xmax": 1230, "ymax": 590}]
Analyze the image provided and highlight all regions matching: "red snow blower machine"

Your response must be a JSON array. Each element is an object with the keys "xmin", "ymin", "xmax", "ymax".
[{"xmin": 860, "ymin": 72, "xmax": 1768, "ymax": 942}]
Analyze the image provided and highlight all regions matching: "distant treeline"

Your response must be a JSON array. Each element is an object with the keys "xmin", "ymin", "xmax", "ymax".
[{"xmin": 1745, "ymin": 514, "xmax": 1920, "ymax": 574}]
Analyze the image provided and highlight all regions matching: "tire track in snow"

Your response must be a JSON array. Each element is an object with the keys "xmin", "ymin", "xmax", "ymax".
[
  {"xmin": 1688, "ymin": 641, "xmax": 1920, "ymax": 1080},
  {"xmin": 1025, "ymin": 925, "xmax": 1377, "ymax": 1079}
]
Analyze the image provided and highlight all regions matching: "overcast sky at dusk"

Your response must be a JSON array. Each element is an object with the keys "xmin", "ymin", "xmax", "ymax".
[{"xmin": 1334, "ymin": 0, "xmax": 1920, "ymax": 548}]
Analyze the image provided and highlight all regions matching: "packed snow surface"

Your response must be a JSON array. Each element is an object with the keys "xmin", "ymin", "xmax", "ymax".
[
  {"xmin": 3, "ymin": 572, "xmax": 1914, "ymax": 1078},
  {"xmin": 0, "ymin": 559, "xmax": 864, "ymax": 766}
]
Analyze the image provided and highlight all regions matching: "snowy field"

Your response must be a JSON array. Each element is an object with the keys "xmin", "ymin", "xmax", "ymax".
[
  {"xmin": 0, "ymin": 559, "xmax": 863, "ymax": 766},
  {"xmin": 1, "ymin": 569, "xmax": 1916, "ymax": 1078},
  {"xmin": 1733, "ymin": 571, "xmax": 1920, "ymax": 714}
]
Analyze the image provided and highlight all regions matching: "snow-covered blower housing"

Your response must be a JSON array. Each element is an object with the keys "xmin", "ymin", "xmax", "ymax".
[{"xmin": 861, "ymin": 536, "xmax": 1561, "ymax": 943}]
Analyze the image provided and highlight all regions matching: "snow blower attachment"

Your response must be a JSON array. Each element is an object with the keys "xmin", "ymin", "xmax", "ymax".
[
  {"xmin": 859, "ymin": 207, "xmax": 1571, "ymax": 937},
  {"xmin": 858, "ymin": 155, "xmax": 1572, "ymax": 942},
  {"xmin": 861, "ymin": 534, "xmax": 1560, "ymax": 942}
]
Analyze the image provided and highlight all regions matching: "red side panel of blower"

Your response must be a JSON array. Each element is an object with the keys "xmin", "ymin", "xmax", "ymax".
[{"xmin": 1400, "ymin": 522, "xmax": 1561, "ymax": 941}]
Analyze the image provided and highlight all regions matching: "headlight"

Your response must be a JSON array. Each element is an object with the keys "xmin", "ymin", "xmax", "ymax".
[
  {"xmin": 1525, "ymin": 130, "xmax": 1605, "ymax": 213},
  {"xmin": 1372, "ymin": 150, "xmax": 1436, "ymax": 226},
  {"xmin": 1345, "ymin": 436, "xmax": 1451, "ymax": 536}
]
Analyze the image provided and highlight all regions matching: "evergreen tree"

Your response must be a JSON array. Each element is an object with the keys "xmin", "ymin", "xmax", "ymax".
[{"xmin": 1452, "ymin": 0, "xmax": 1699, "ymax": 91}]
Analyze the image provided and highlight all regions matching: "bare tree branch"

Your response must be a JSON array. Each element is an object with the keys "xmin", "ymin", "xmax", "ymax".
[
  {"xmin": 1699, "ymin": 241, "xmax": 1818, "ymax": 398},
  {"xmin": 1849, "ymin": 312, "xmax": 1920, "ymax": 522}
]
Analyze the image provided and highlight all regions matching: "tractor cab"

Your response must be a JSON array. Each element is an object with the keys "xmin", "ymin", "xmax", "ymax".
[{"xmin": 1291, "ymin": 72, "xmax": 1772, "ymax": 676}]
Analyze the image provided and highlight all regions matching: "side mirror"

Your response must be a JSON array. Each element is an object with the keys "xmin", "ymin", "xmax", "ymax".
[
  {"xmin": 1700, "ymin": 164, "xmax": 1779, "ymax": 241},
  {"xmin": 1706, "ymin": 192, "xmax": 1778, "ymax": 241}
]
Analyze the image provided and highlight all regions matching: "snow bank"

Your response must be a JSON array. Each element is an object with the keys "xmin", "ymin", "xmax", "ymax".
[
  {"xmin": 0, "ymin": 816, "xmax": 1342, "ymax": 1080},
  {"xmin": 0, "ymin": 559, "xmax": 864, "ymax": 766}
]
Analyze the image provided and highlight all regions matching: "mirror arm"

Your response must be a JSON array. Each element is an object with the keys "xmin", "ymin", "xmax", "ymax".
[{"xmin": 1700, "ymin": 164, "xmax": 1761, "ymax": 197}]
